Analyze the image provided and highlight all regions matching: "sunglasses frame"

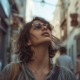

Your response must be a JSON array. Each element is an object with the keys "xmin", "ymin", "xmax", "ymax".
[{"xmin": 32, "ymin": 22, "xmax": 51, "ymax": 30}]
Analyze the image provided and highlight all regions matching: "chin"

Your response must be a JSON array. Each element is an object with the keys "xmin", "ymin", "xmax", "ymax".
[
  {"xmin": 33, "ymin": 38, "xmax": 51, "ymax": 46},
  {"xmin": 42, "ymin": 39, "xmax": 51, "ymax": 45},
  {"xmin": 44, "ymin": 38, "xmax": 51, "ymax": 42}
]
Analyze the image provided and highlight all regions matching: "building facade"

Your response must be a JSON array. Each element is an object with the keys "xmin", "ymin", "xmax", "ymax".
[
  {"xmin": 59, "ymin": 0, "xmax": 80, "ymax": 73},
  {"xmin": 0, "ymin": 0, "xmax": 10, "ymax": 70},
  {"xmin": 10, "ymin": 0, "xmax": 35, "ymax": 62},
  {"xmin": 9, "ymin": 0, "xmax": 26, "ymax": 62},
  {"xmin": 49, "ymin": 0, "xmax": 61, "ymax": 63}
]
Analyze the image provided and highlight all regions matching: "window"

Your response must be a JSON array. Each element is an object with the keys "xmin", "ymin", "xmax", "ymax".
[{"xmin": 77, "ymin": 38, "xmax": 80, "ymax": 53}]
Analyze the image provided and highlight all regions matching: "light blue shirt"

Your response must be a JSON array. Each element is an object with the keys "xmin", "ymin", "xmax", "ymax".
[{"xmin": 56, "ymin": 55, "xmax": 73, "ymax": 70}]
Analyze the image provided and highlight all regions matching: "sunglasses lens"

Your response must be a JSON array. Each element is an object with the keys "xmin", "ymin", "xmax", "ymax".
[
  {"xmin": 44, "ymin": 24, "xmax": 48, "ymax": 27},
  {"xmin": 44, "ymin": 24, "xmax": 51, "ymax": 30},
  {"xmin": 33, "ymin": 23, "xmax": 41, "ymax": 29}
]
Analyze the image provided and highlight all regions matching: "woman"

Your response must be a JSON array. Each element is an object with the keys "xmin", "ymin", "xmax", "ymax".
[{"xmin": 0, "ymin": 17, "xmax": 76, "ymax": 80}]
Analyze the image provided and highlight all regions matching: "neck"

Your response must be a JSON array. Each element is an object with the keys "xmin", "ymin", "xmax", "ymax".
[{"xmin": 28, "ymin": 45, "xmax": 50, "ymax": 70}]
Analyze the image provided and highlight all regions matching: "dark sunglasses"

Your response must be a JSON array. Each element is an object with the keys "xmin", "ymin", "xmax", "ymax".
[{"xmin": 32, "ymin": 22, "xmax": 51, "ymax": 30}]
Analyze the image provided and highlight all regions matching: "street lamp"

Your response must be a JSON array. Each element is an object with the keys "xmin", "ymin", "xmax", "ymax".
[
  {"xmin": 33, "ymin": 0, "xmax": 61, "ymax": 6},
  {"xmin": 41, "ymin": 0, "xmax": 45, "ymax": 3}
]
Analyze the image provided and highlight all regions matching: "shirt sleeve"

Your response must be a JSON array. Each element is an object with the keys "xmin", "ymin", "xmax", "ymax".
[
  {"xmin": 60, "ymin": 67, "xmax": 76, "ymax": 80},
  {"xmin": 66, "ymin": 69, "xmax": 76, "ymax": 80},
  {"xmin": 0, "ymin": 64, "xmax": 10, "ymax": 80}
]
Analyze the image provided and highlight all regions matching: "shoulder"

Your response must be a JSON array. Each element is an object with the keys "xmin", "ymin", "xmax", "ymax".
[
  {"xmin": 66, "ymin": 55, "xmax": 71, "ymax": 59},
  {"xmin": 1, "ymin": 63, "xmax": 10, "ymax": 73},
  {"xmin": 59, "ymin": 66, "xmax": 76, "ymax": 80},
  {"xmin": 0, "ymin": 62, "xmax": 21, "ymax": 80},
  {"xmin": 0, "ymin": 64, "xmax": 10, "ymax": 80},
  {"xmin": 59, "ymin": 66, "xmax": 72, "ymax": 73},
  {"xmin": 0, "ymin": 62, "xmax": 20, "ymax": 73}
]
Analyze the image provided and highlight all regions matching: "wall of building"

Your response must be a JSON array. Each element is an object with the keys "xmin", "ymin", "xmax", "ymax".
[
  {"xmin": 67, "ymin": 0, "xmax": 80, "ymax": 72},
  {"xmin": 53, "ymin": 0, "xmax": 80, "ymax": 72},
  {"xmin": 0, "ymin": 0, "xmax": 10, "ymax": 70},
  {"xmin": 10, "ymin": 0, "xmax": 35, "ymax": 62},
  {"xmin": 10, "ymin": 0, "xmax": 27, "ymax": 62},
  {"xmin": 49, "ymin": 0, "xmax": 61, "ymax": 63}
]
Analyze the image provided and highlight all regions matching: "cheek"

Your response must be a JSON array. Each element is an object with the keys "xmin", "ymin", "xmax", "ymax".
[
  {"xmin": 30, "ymin": 33, "xmax": 39, "ymax": 41},
  {"xmin": 30, "ymin": 30, "xmax": 41, "ymax": 40},
  {"xmin": 29, "ymin": 34, "xmax": 39, "ymax": 45}
]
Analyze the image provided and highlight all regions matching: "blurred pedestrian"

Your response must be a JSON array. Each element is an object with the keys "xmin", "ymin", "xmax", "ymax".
[
  {"xmin": 0, "ymin": 17, "xmax": 76, "ymax": 80},
  {"xmin": 56, "ymin": 46, "xmax": 73, "ymax": 72}
]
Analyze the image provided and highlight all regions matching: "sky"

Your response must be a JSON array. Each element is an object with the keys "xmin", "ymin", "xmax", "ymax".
[{"xmin": 33, "ymin": 0, "xmax": 58, "ymax": 21}]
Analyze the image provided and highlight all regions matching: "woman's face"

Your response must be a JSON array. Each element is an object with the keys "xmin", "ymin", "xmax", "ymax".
[{"xmin": 28, "ymin": 20, "xmax": 52, "ymax": 46}]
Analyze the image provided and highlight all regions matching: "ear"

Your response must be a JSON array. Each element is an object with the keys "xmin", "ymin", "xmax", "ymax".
[{"xmin": 27, "ymin": 40, "xmax": 31, "ymax": 46}]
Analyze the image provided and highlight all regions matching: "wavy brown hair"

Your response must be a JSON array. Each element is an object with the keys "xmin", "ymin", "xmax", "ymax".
[{"xmin": 15, "ymin": 17, "xmax": 59, "ymax": 63}]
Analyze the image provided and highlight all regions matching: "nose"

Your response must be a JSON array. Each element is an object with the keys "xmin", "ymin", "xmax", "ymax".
[{"xmin": 42, "ymin": 25, "xmax": 48, "ymax": 31}]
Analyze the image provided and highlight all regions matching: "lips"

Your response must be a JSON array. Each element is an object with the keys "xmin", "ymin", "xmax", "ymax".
[{"xmin": 41, "ymin": 32, "xmax": 50, "ymax": 36}]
